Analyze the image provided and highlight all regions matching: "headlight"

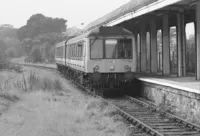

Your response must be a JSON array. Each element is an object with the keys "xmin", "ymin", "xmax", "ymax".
[
  {"xmin": 93, "ymin": 65, "xmax": 99, "ymax": 72},
  {"xmin": 125, "ymin": 65, "xmax": 131, "ymax": 71}
]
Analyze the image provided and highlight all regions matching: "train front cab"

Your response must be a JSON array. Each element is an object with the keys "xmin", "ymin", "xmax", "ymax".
[{"xmin": 85, "ymin": 34, "xmax": 137, "ymax": 96}]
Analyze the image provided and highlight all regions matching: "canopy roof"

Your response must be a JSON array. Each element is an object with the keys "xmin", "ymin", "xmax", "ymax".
[{"xmin": 84, "ymin": 0, "xmax": 158, "ymax": 31}]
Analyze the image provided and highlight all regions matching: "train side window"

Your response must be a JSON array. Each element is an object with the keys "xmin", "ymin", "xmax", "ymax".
[
  {"xmin": 76, "ymin": 44, "xmax": 78, "ymax": 60},
  {"xmin": 72, "ymin": 44, "xmax": 74, "ymax": 59},
  {"xmin": 80, "ymin": 43, "xmax": 83, "ymax": 60},
  {"xmin": 74, "ymin": 44, "xmax": 76, "ymax": 59},
  {"xmin": 77, "ymin": 44, "xmax": 79, "ymax": 60},
  {"xmin": 71, "ymin": 45, "xmax": 72, "ymax": 59},
  {"xmin": 75, "ymin": 44, "xmax": 77, "ymax": 59},
  {"xmin": 69, "ymin": 45, "xmax": 71, "ymax": 59},
  {"xmin": 78, "ymin": 42, "xmax": 83, "ymax": 60},
  {"xmin": 78, "ymin": 43, "xmax": 80, "ymax": 60},
  {"xmin": 71, "ymin": 45, "xmax": 73, "ymax": 59},
  {"xmin": 90, "ymin": 39, "xmax": 103, "ymax": 59}
]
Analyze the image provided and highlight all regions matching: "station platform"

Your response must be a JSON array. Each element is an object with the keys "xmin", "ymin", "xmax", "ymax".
[
  {"xmin": 136, "ymin": 74, "xmax": 200, "ymax": 94},
  {"xmin": 134, "ymin": 73, "xmax": 200, "ymax": 125}
]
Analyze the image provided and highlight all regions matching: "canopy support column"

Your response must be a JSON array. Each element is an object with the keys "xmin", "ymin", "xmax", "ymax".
[
  {"xmin": 177, "ymin": 12, "xmax": 186, "ymax": 77},
  {"xmin": 150, "ymin": 20, "xmax": 157, "ymax": 73},
  {"xmin": 162, "ymin": 14, "xmax": 170, "ymax": 75},
  {"xmin": 140, "ymin": 24, "xmax": 147, "ymax": 72},
  {"xmin": 196, "ymin": 1, "xmax": 200, "ymax": 80}
]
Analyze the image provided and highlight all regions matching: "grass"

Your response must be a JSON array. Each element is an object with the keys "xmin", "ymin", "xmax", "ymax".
[
  {"xmin": 43, "ymin": 93, "xmax": 131, "ymax": 136},
  {"xmin": 0, "ymin": 66, "xmax": 131, "ymax": 136}
]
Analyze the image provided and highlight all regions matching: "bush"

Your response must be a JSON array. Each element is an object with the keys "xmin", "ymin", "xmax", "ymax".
[{"xmin": 30, "ymin": 47, "xmax": 42, "ymax": 63}]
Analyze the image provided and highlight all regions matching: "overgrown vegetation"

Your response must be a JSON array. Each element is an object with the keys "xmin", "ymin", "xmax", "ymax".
[
  {"xmin": 0, "ymin": 67, "xmax": 131, "ymax": 136},
  {"xmin": 0, "ymin": 67, "xmax": 63, "ymax": 103},
  {"xmin": 0, "ymin": 57, "xmax": 22, "ymax": 72},
  {"xmin": 46, "ymin": 93, "xmax": 131, "ymax": 136}
]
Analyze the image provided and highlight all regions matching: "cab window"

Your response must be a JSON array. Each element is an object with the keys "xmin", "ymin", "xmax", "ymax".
[{"xmin": 90, "ymin": 39, "xmax": 103, "ymax": 59}]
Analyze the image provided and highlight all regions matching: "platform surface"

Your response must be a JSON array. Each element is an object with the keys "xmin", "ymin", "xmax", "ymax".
[{"xmin": 137, "ymin": 75, "xmax": 200, "ymax": 94}]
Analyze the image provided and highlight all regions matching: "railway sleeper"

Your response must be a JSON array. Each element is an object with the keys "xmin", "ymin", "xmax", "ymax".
[
  {"xmin": 136, "ymin": 117, "xmax": 164, "ymax": 121},
  {"xmin": 129, "ymin": 112, "xmax": 159, "ymax": 116},
  {"xmin": 132, "ymin": 134, "xmax": 150, "ymax": 136},
  {"xmin": 143, "ymin": 120, "xmax": 171, "ymax": 124},
  {"xmin": 130, "ymin": 114, "xmax": 159, "ymax": 118},
  {"xmin": 161, "ymin": 131, "xmax": 200, "ymax": 135},
  {"xmin": 123, "ymin": 109, "xmax": 150, "ymax": 113},
  {"xmin": 140, "ymin": 117, "xmax": 168, "ymax": 121},
  {"xmin": 116, "ymin": 105, "xmax": 144, "ymax": 109},
  {"xmin": 151, "ymin": 126, "xmax": 184, "ymax": 129},
  {"xmin": 149, "ymin": 123, "xmax": 180, "ymax": 126},
  {"xmin": 123, "ymin": 109, "xmax": 149, "ymax": 113},
  {"xmin": 157, "ymin": 128, "xmax": 191, "ymax": 132}
]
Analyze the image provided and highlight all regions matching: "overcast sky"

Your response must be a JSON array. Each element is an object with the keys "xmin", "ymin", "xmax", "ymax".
[
  {"xmin": 0, "ymin": 0, "xmax": 194, "ymax": 35},
  {"xmin": 0, "ymin": 0, "xmax": 130, "ymax": 28}
]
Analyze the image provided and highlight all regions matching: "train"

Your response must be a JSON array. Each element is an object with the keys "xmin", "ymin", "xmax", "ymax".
[{"xmin": 55, "ymin": 26, "xmax": 137, "ymax": 95}]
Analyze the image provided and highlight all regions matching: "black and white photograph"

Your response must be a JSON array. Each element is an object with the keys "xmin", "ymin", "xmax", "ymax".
[{"xmin": 0, "ymin": 0, "xmax": 200, "ymax": 135}]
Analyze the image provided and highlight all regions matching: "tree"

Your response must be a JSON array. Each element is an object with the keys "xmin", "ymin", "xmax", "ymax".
[
  {"xmin": 22, "ymin": 38, "xmax": 34, "ymax": 55},
  {"xmin": 0, "ymin": 25, "xmax": 17, "ymax": 39},
  {"xmin": 30, "ymin": 47, "xmax": 42, "ymax": 62},
  {"xmin": 5, "ymin": 48, "xmax": 15, "ymax": 58},
  {"xmin": 18, "ymin": 14, "xmax": 67, "ymax": 40},
  {"xmin": 33, "ymin": 32, "xmax": 65, "ymax": 62},
  {"xmin": 64, "ymin": 27, "xmax": 82, "ymax": 37},
  {"xmin": 0, "ymin": 24, "xmax": 23, "ymax": 58},
  {"xmin": 0, "ymin": 39, "xmax": 6, "ymax": 52}
]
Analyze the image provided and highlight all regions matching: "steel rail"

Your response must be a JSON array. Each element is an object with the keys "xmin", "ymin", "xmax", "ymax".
[{"xmin": 126, "ymin": 95, "xmax": 200, "ymax": 132}]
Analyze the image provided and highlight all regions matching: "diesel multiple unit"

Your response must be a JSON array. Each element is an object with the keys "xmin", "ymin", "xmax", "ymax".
[{"xmin": 55, "ymin": 26, "xmax": 137, "ymax": 94}]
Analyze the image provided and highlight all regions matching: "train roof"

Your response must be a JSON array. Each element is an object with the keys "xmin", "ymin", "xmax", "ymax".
[{"xmin": 67, "ymin": 26, "xmax": 133, "ymax": 44}]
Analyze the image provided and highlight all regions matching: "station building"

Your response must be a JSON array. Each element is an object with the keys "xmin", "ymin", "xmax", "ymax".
[{"xmin": 84, "ymin": 0, "xmax": 200, "ymax": 124}]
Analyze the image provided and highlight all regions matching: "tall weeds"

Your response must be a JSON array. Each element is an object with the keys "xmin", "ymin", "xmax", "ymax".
[
  {"xmin": 25, "ymin": 70, "xmax": 63, "ymax": 92},
  {"xmin": 0, "ymin": 70, "xmax": 63, "ymax": 93}
]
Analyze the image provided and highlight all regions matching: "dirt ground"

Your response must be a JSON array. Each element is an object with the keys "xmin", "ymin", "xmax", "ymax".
[{"xmin": 0, "ymin": 67, "xmax": 130, "ymax": 136}]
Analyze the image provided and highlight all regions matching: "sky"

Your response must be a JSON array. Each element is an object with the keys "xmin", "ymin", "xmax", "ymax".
[
  {"xmin": 0, "ymin": 0, "xmax": 194, "ymax": 35},
  {"xmin": 0, "ymin": 0, "xmax": 130, "ymax": 29}
]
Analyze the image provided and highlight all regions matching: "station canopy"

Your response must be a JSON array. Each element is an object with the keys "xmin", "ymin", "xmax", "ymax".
[
  {"xmin": 84, "ymin": 0, "xmax": 158, "ymax": 31},
  {"xmin": 84, "ymin": 0, "xmax": 188, "ymax": 32}
]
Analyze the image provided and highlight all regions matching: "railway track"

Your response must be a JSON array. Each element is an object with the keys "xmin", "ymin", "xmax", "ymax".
[
  {"xmin": 106, "ymin": 96, "xmax": 200, "ymax": 136},
  {"xmin": 22, "ymin": 64, "xmax": 200, "ymax": 136}
]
